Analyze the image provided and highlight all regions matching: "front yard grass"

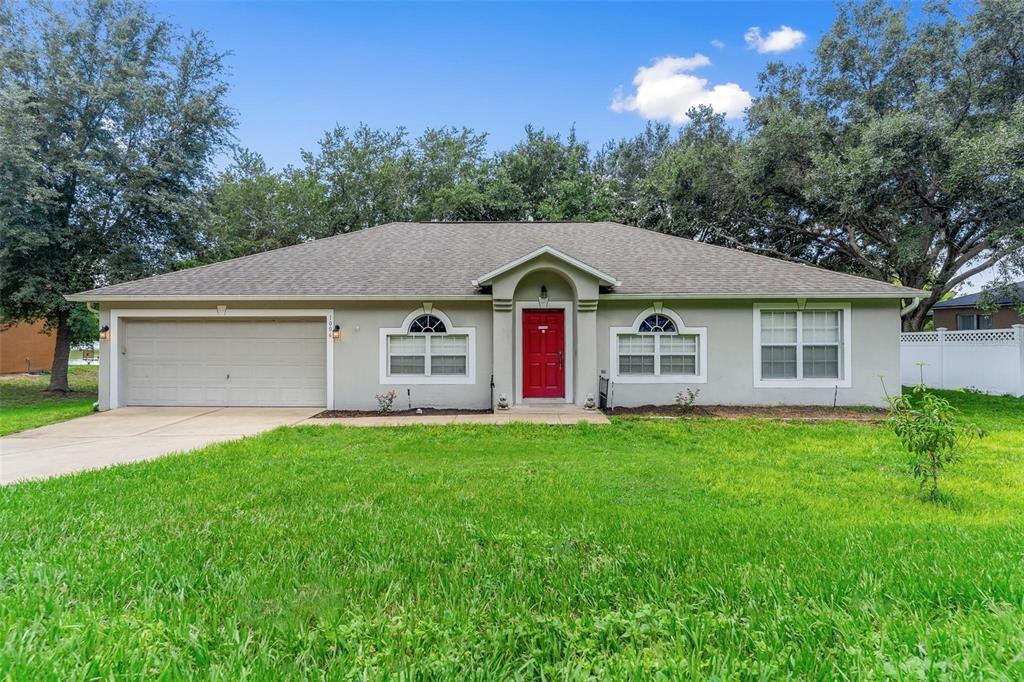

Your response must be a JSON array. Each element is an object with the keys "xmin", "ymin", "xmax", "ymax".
[
  {"xmin": 0, "ymin": 366, "xmax": 98, "ymax": 436},
  {"xmin": 1, "ymin": 390, "xmax": 1022, "ymax": 678}
]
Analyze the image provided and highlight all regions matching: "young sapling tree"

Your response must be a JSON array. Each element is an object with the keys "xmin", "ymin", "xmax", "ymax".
[{"xmin": 886, "ymin": 385, "xmax": 984, "ymax": 502}]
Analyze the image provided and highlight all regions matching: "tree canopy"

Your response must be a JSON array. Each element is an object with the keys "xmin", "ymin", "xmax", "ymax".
[
  {"xmin": 3, "ymin": 0, "xmax": 1021, "ymax": 348},
  {"xmin": 0, "ymin": 0, "xmax": 234, "ymax": 389},
  {"xmin": 202, "ymin": 1, "xmax": 1023, "ymax": 330}
]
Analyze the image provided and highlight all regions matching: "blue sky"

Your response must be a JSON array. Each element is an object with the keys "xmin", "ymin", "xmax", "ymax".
[{"xmin": 154, "ymin": 1, "xmax": 839, "ymax": 170}]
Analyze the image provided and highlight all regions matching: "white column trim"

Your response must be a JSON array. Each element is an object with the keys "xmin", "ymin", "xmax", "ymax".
[{"xmin": 108, "ymin": 308, "xmax": 334, "ymax": 409}]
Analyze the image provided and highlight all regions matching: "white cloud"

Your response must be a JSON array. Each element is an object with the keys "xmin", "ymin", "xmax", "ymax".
[
  {"xmin": 610, "ymin": 54, "xmax": 752, "ymax": 122},
  {"xmin": 744, "ymin": 25, "xmax": 806, "ymax": 53},
  {"xmin": 710, "ymin": 39, "xmax": 726, "ymax": 49}
]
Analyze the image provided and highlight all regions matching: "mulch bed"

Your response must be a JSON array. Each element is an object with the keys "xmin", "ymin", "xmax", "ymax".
[
  {"xmin": 603, "ymin": 404, "xmax": 887, "ymax": 422},
  {"xmin": 312, "ymin": 408, "xmax": 493, "ymax": 419}
]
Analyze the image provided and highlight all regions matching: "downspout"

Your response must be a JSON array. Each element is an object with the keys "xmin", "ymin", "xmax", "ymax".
[
  {"xmin": 900, "ymin": 297, "xmax": 922, "ymax": 333},
  {"xmin": 85, "ymin": 301, "xmax": 100, "ymax": 411},
  {"xmin": 900, "ymin": 297, "xmax": 921, "ymax": 317}
]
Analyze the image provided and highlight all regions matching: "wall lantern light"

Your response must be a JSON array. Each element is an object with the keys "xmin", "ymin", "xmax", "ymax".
[
  {"xmin": 330, "ymin": 324, "xmax": 342, "ymax": 339},
  {"xmin": 539, "ymin": 285, "xmax": 549, "ymax": 308},
  {"xmin": 99, "ymin": 324, "xmax": 110, "ymax": 341}
]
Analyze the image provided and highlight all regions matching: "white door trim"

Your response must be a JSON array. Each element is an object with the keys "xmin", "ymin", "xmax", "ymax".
[
  {"xmin": 108, "ymin": 308, "xmax": 334, "ymax": 409},
  {"xmin": 514, "ymin": 301, "xmax": 574, "ymax": 404}
]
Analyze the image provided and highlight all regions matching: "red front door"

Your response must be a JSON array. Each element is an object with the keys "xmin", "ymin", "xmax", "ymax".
[{"xmin": 523, "ymin": 309, "xmax": 564, "ymax": 398}]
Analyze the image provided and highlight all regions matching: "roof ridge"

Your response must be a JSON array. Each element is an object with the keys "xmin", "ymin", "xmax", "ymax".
[{"xmin": 411, "ymin": 220, "xmax": 617, "ymax": 225}]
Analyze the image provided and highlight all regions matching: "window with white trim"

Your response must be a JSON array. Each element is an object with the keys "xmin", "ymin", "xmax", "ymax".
[
  {"xmin": 616, "ymin": 313, "xmax": 700, "ymax": 377},
  {"xmin": 387, "ymin": 314, "xmax": 468, "ymax": 377},
  {"xmin": 758, "ymin": 308, "xmax": 843, "ymax": 381}
]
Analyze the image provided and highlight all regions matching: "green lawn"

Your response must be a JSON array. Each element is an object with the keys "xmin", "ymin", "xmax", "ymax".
[
  {"xmin": 0, "ymin": 366, "xmax": 98, "ymax": 436},
  {"xmin": 1, "ymin": 391, "xmax": 1022, "ymax": 678}
]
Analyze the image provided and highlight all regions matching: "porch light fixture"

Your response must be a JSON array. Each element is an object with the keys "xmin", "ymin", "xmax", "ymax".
[
  {"xmin": 331, "ymin": 324, "xmax": 342, "ymax": 339},
  {"xmin": 98, "ymin": 324, "xmax": 110, "ymax": 341},
  {"xmin": 538, "ymin": 285, "xmax": 549, "ymax": 308}
]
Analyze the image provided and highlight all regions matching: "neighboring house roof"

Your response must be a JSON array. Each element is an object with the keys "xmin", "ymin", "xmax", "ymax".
[
  {"xmin": 931, "ymin": 281, "xmax": 1024, "ymax": 309},
  {"xmin": 68, "ymin": 221, "xmax": 924, "ymax": 300}
]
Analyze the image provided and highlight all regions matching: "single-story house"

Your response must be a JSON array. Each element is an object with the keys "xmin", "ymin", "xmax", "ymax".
[
  {"xmin": 67, "ymin": 221, "xmax": 923, "ymax": 410},
  {"xmin": 0, "ymin": 319, "xmax": 55, "ymax": 374},
  {"xmin": 931, "ymin": 282, "xmax": 1024, "ymax": 330}
]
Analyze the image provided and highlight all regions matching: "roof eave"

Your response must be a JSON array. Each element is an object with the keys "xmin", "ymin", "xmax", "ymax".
[
  {"xmin": 64, "ymin": 293, "xmax": 491, "ymax": 302},
  {"xmin": 600, "ymin": 290, "xmax": 923, "ymax": 300},
  {"xmin": 68, "ymin": 290, "xmax": 923, "ymax": 303}
]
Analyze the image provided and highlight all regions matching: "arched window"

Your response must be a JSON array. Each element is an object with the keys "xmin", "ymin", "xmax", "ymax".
[
  {"xmin": 408, "ymin": 314, "xmax": 447, "ymax": 334},
  {"xmin": 384, "ymin": 308, "xmax": 472, "ymax": 381},
  {"xmin": 613, "ymin": 307, "xmax": 705, "ymax": 382},
  {"xmin": 638, "ymin": 314, "xmax": 677, "ymax": 333}
]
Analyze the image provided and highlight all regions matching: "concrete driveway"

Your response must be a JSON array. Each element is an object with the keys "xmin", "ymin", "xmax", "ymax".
[{"xmin": 0, "ymin": 407, "xmax": 321, "ymax": 484}]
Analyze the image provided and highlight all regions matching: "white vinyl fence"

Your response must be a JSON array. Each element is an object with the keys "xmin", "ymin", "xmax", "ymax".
[{"xmin": 900, "ymin": 325, "xmax": 1024, "ymax": 397}]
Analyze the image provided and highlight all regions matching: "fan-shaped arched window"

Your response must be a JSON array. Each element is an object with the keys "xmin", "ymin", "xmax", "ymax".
[
  {"xmin": 613, "ymin": 307, "xmax": 705, "ymax": 381},
  {"xmin": 408, "ymin": 314, "xmax": 447, "ymax": 334},
  {"xmin": 638, "ymin": 314, "xmax": 677, "ymax": 334},
  {"xmin": 384, "ymin": 308, "xmax": 471, "ymax": 381}
]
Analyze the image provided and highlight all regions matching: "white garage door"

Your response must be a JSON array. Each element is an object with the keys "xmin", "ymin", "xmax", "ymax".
[{"xmin": 122, "ymin": 319, "xmax": 327, "ymax": 406}]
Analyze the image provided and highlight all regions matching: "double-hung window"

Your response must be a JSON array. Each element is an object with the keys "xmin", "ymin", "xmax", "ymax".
[
  {"xmin": 382, "ymin": 312, "xmax": 474, "ymax": 383},
  {"xmin": 755, "ymin": 306, "xmax": 849, "ymax": 386},
  {"xmin": 612, "ymin": 310, "xmax": 706, "ymax": 383}
]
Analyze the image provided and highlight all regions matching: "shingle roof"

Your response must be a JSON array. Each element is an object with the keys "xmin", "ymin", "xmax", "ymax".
[
  {"xmin": 931, "ymin": 282, "xmax": 1024, "ymax": 308},
  {"xmin": 69, "ymin": 221, "xmax": 923, "ymax": 300}
]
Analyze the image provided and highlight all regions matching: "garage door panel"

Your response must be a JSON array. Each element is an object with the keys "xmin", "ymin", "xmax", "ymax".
[{"xmin": 123, "ymin": 319, "xmax": 326, "ymax": 407}]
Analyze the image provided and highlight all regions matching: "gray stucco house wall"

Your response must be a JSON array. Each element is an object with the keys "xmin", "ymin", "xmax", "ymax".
[{"xmin": 73, "ymin": 222, "xmax": 920, "ymax": 411}]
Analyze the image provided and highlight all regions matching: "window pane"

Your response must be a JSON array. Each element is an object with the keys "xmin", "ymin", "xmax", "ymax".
[
  {"xmin": 803, "ymin": 345, "xmax": 839, "ymax": 378},
  {"xmin": 761, "ymin": 345, "xmax": 797, "ymax": 379},
  {"xmin": 408, "ymin": 314, "xmax": 447, "ymax": 333},
  {"xmin": 618, "ymin": 334, "xmax": 655, "ymax": 375},
  {"xmin": 661, "ymin": 334, "xmax": 697, "ymax": 354},
  {"xmin": 802, "ymin": 311, "xmax": 840, "ymax": 343},
  {"xmin": 661, "ymin": 355, "xmax": 697, "ymax": 375},
  {"xmin": 978, "ymin": 315, "xmax": 993, "ymax": 330},
  {"xmin": 638, "ymin": 314, "xmax": 677, "ymax": 333},
  {"xmin": 957, "ymin": 314, "xmax": 976, "ymax": 330},
  {"xmin": 619, "ymin": 355, "xmax": 655, "ymax": 375},
  {"xmin": 389, "ymin": 335, "xmax": 426, "ymax": 375},
  {"xmin": 761, "ymin": 311, "xmax": 797, "ymax": 343},
  {"xmin": 618, "ymin": 334, "xmax": 655, "ymax": 354},
  {"xmin": 430, "ymin": 335, "xmax": 467, "ymax": 355},
  {"xmin": 430, "ymin": 356, "xmax": 467, "ymax": 375},
  {"xmin": 389, "ymin": 335, "xmax": 425, "ymax": 354},
  {"xmin": 390, "ymin": 356, "xmax": 425, "ymax": 375}
]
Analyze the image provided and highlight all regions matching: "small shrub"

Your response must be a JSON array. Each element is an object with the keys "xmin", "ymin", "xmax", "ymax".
[
  {"xmin": 675, "ymin": 388, "xmax": 700, "ymax": 414},
  {"xmin": 886, "ymin": 385, "xmax": 984, "ymax": 501},
  {"xmin": 375, "ymin": 390, "xmax": 397, "ymax": 415}
]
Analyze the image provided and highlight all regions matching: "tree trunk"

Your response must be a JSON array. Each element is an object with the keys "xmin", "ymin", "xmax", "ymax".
[{"xmin": 46, "ymin": 309, "xmax": 72, "ymax": 393}]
